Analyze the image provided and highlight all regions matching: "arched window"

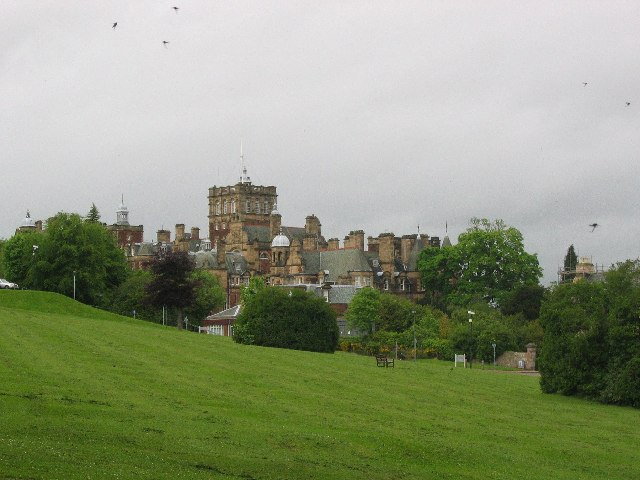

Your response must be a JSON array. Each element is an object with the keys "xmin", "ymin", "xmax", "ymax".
[
  {"xmin": 215, "ymin": 201, "xmax": 220, "ymax": 215},
  {"xmin": 223, "ymin": 200, "xmax": 228, "ymax": 214},
  {"xmin": 222, "ymin": 223, "xmax": 226, "ymax": 230}
]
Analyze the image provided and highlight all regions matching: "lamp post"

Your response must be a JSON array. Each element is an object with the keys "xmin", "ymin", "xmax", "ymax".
[
  {"xmin": 412, "ymin": 310, "xmax": 417, "ymax": 362},
  {"xmin": 468, "ymin": 310, "xmax": 475, "ymax": 368},
  {"xmin": 492, "ymin": 341, "xmax": 497, "ymax": 367}
]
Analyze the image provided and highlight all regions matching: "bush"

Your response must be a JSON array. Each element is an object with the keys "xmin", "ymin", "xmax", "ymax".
[{"xmin": 233, "ymin": 287, "xmax": 339, "ymax": 353}]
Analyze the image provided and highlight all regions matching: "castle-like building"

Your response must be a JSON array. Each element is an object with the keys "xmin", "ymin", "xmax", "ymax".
[
  {"xmin": 17, "ymin": 163, "xmax": 444, "ymax": 310},
  {"xmin": 146, "ymin": 163, "xmax": 439, "ymax": 307}
]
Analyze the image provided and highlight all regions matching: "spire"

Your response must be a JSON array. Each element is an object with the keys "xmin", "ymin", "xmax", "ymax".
[
  {"xmin": 116, "ymin": 195, "xmax": 129, "ymax": 226},
  {"xmin": 239, "ymin": 140, "xmax": 251, "ymax": 184}
]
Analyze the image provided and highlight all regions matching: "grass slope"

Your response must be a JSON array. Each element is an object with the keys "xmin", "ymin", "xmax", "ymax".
[{"xmin": 0, "ymin": 290, "xmax": 638, "ymax": 480}]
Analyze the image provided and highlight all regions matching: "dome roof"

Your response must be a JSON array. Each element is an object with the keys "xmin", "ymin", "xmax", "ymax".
[
  {"xmin": 21, "ymin": 211, "xmax": 35, "ymax": 228},
  {"xmin": 271, "ymin": 230, "xmax": 290, "ymax": 248}
]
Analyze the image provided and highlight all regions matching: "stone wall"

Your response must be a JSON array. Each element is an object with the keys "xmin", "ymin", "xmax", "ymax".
[{"xmin": 496, "ymin": 344, "xmax": 537, "ymax": 370}]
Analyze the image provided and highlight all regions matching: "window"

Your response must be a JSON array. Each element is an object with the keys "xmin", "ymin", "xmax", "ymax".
[
  {"xmin": 223, "ymin": 200, "xmax": 228, "ymax": 214},
  {"xmin": 246, "ymin": 200, "xmax": 251, "ymax": 213},
  {"xmin": 231, "ymin": 199, "xmax": 236, "ymax": 213},
  {"xmin": 264, "ymin": 201, "xmax": 270, "ymax": 213},
  {"xmin": 215, "ymin": 223, "xmax": 219, "ymax": 231},
  {"xmin": 255, "ymin": 201, "xmax": 261, "ymax": 214},
  {"xmin": 210, "ymin": 324, "xmax": 223, "ymax": 336},
  {"xmin": 222, "ymin": 223, "xmax": 226, "ymax": 230},
  {"xmin": 215, "ymin": 201, "xmax": 220, "ymax": 215},
  {"xmin": 384, "ymin": 279, "xmax": 389, "ymax": 291}
]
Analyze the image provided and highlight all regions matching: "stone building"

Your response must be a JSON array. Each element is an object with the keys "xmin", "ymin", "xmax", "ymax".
[
  {"xmin": 196, "ymin": 165, "xmax": 440, "ymax": 309},
  {"xmin": 106, "ymin": 198, "xmax": 144, "ymax": 249},
  {"xmin": 16, "ymin": 211, "xmax": 44, "ymax": 234}
]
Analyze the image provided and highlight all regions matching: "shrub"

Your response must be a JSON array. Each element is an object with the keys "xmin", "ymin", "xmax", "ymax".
[{"xmin": 233, "ymin": 287, "xmax": 339, "ymax": 353}]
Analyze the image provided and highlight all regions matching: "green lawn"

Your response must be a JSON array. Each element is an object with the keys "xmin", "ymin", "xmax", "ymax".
[{"xmin": 0, "ymin": 290, "xmax": 638, "ymax": 479}]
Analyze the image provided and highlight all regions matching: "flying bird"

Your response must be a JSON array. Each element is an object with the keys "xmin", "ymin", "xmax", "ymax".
[
  {"xmin": 626, "ymin": 102, "xmax": 631, "ymax": 106},
  {"xmin": 162, "ymin": 40, "xmax": 170, "ymax": 48},
  {"xmin": 582, "ymin": 82, "xmax": 588, "ymax": 87},
  {"xmin": 172, "ymin": 6, "xmax": 179, "ymax": 12},
  {"xmin": 589, "ymin": 223, "xmax": 599, "ymax": 232},
  {"xmin": 112, "ymin": 22, "xmax": 117, "ymax": 29}
]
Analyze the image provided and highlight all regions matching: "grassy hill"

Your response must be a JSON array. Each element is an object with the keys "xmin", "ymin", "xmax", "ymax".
[{"xmin": 1, "ymin": 290, "xmax": 638, "ymax": 479}]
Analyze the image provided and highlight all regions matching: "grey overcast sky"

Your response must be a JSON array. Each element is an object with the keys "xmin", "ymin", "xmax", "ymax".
[{"xmin": 2, "ymin": 1, "xmax": 639, "ymax": 284}]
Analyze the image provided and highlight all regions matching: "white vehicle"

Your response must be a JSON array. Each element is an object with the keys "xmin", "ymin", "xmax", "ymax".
[{"xmin": 0, "ymin": 279, "xmax": 19, "ymax": 289}]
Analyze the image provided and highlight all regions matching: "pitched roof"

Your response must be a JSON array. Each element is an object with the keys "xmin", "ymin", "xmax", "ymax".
[
  {"xmin": 282, "ymin": 225, "xmax": 306, "ymax": 243},
  {"xmin": 242, "ymin": 225, "xmax": 271, "ymax": 244},
  {"xmin": 407, "ymin": 236, "xmax": 427, "ymax": 271},
  {"xmin": 225, "ymin": 251, "xmax": 248, "ymax": 274},
  {"xmin": 302, "ymin": 249, "xmax": 372, "ymax": 282},
  {"xmin": 191, "ymin": 250, "xmax": 219, "ymax": 269},
  {"xmin": 206, "ymin": 305, "xmax": 241, "ymax": 320}
]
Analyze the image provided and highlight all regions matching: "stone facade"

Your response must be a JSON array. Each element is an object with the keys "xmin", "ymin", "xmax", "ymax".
[
  {"xmin": 53, "ymin": 173, "xmax": 441, "ymax": 310},
  {"xmin": 496, "ymin": 343, "xmax": 537, "ymax": 370}
]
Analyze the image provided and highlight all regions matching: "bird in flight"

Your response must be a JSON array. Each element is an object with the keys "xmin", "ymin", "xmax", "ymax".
[
  {"xmin": 112, "ymin": 22, "xmax": 117, "ymax": 29},
  {"xmin": 162, "ymin": 40, "xmax": 170, "ymax": 48},
  {"xmin": 589, "ymin": 223, "xmax": 599, "ymax": 232},
  {"xmin": 172, "ymin": 6, "xmax": 179, "ymax": 12},
  {"xmin": 582, "ymin": 82, "xmax": 588, "ymax": 87},
  {"xmin": 626, "ymin": 102, "xmax": 631, "ymax": 106}
]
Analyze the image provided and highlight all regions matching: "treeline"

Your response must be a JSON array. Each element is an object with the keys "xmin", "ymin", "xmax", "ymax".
[
  {"xmin": 0, "ymin": 211, "xmax": 225, "ymax": 328},
  {"xmin": 539, "ymin": 260, "xmax": 640, "ymax": 408},
  {"xmin": 341, "ymin": 285, "xmax": 543, "ymax": 364}
]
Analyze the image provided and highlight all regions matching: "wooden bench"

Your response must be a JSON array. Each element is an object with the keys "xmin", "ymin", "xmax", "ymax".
[{"xmin": 375, "ymin": 354, "xmax": 394, "ymax": 368}]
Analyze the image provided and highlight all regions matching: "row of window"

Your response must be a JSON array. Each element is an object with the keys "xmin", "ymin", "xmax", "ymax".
[{"xmin": 214, "ymin": 199, "xmax": 272, "ymax": 215}]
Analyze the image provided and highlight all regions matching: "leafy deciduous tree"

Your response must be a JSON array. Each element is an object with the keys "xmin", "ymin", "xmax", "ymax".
[
  {"xmin": 500, "ymin": 284, "xmax": 545, "ymax": 320},
  {"xmin": 345, "ymin": 287, "xmax": 381, "ymax": 336},
  {"xmin": 418, "ymin": 218, "xmax": 542, "ymax": 307},
  {"xmin": 144, "ymin": 251, "xmax": 197, "ymax": 329},
  {"xmin": 185, "ymin": 269, "xmax": 226, "ymax": 327},
  {"xmin": 4, "ymin": 213, "xmax": 127, "ymax": 306},
  {"xmin": 538, "ymin": 281, "xmax": 609, "ymax": 398}
]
